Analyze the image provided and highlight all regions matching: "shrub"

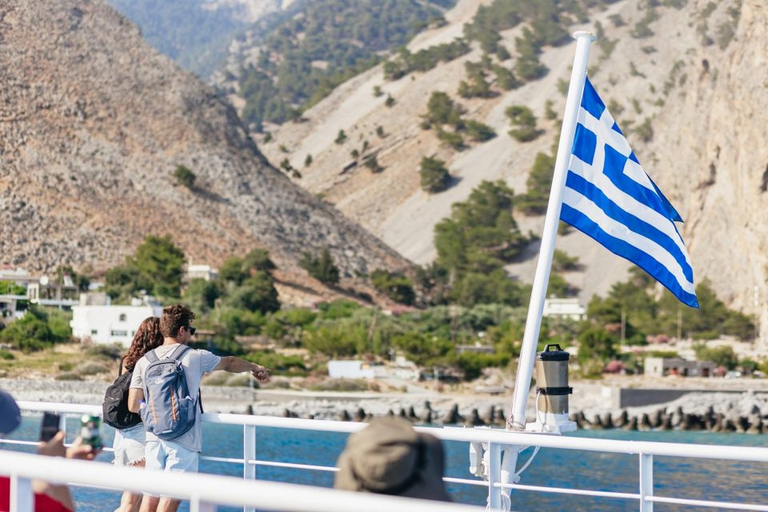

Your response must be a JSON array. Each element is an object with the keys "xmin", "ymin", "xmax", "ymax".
[
  {"xmin": 0, "ymin": 350, "xmax": 14, "ymax": 360},
  {"xmin": 506, "ymin": 105, "xmax": 540, "ymax": 142},
  {"xmin": 334, "ymin": 130, "xmax": 347, "ymax": 144},
  {"xmin": 464, "ymin": 120, "xmax": 496, "ymax": 142},
  {"xmin": 173, "ymin": 165, "xmax": 196, "ymax": 189},
  {"xmin": 436, "ymin": 127, "xmax": 465, "ymax": 150},
  {"xmin": 363, "ymin": 154, "xmax": 383, "ymax": 173},
  {"xmin": 74, "ymin": 362, "xmax": 110, "ymax": 376},
  {"xmin": 299, "ymin": 248, "xmax": 340, "ymax": 285},
  {"xmin": 419, "ymin": 156, "xmax": 451, "ymax": 193},
  {"xmin": 85, "ymin": 343, "xmax": 123, "ymax": 360},
  {"xmin": 370, "ymin": 269, "xmax": 416, "ymax": 305}
]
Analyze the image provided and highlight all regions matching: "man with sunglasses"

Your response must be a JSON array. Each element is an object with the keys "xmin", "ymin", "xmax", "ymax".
[{"xmin": 127, "ymin": 305, "xmax": 269, "ymax": 512}]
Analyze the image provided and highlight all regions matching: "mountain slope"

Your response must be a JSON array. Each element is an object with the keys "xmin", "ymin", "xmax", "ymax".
[
  {"xmin": 0, "ymin": 0, "xmax": 409, "ymax": 286},
  {"xmin": 261, "ymin": 0, "xmax": 768, "ymax": 335}
]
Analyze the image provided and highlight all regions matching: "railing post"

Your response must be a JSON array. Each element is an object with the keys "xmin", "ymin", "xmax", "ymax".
[
  {"xmin": 243, "ymin": 424, "xmax": 257, "ymax": 512},
  {"xmin": 488, "ymin": 443, "xmax": 502, "ymax": 510},
  {"xmin": 190, "ymin": 497, "xmax": 217, "ymax": 512},
  {"xmin": 10, "ymin": 474, "xmax": 33, "ymax": 512},
  {"xmin": 639, "ymin": 453, "xmax": 653, "ymax": 512}
]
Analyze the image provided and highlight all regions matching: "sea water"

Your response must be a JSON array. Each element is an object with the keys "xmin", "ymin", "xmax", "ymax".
[{"xmin": 5, "ymin": 416, "xmax": 767, "ymax": 511}]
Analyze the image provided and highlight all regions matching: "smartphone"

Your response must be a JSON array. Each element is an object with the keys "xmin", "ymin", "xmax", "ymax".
[{"xmin": 40, "ymin": 412, "xmax": 61, "ymax": 442}]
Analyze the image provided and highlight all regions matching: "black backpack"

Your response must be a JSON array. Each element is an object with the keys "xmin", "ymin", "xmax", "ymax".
[{"xmin": 102, "ymin": 357, "xmax": 142, "ymax": 430}]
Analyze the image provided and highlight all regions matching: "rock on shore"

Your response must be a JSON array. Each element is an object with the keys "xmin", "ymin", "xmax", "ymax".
[{"xmin": 4, "ymin": 378, "xmax": 768, "ymax": 433}]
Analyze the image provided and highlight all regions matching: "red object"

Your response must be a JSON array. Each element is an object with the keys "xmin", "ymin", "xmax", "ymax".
[{"xmin": 0, "ymin": 476, "xmax": 72, "ymax": 512}]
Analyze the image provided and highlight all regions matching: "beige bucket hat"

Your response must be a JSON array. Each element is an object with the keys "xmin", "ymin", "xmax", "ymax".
[{"xmin": 334, "ymin": 417, "xmax": 452, "ymax": 502}]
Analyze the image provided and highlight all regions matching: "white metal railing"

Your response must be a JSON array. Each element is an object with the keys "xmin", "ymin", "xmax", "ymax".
[
  {"xmin": 6, "ymin": 401, "xmax": 768, "ymax": 512},
  {"xmin": 0, "ymin": 450, "xmax": 486, "ymax": 512}
]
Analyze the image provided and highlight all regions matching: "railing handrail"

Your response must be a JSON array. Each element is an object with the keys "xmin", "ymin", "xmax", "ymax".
[
  {"xmin": 0, "ymin": 450, "xmax": 485, "ymax": 512},
  {"xmin": 18, "ymin": 400, "xmax": 768, "ymax": 463}
]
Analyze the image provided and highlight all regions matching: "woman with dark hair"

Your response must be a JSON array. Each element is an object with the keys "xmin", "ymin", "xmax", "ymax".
[{"xmin": 113, "ymin": 317, "xmax": 163, "ymax": 512}]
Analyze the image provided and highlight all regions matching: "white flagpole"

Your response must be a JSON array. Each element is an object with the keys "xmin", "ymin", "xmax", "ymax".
[{"xmin": 508, "ymin": 31, "xmax": 595, "ymax": 430}]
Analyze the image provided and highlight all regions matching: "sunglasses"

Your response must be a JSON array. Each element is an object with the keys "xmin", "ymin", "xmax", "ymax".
[{"xmin": 188, "ymin": 326, "xmax": 197, "ymax": 336}]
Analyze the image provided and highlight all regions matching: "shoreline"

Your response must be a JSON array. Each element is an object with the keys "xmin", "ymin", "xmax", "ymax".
[{"xmin": 3, "ymin": 377, "xmax": 767, "ymax": 431}]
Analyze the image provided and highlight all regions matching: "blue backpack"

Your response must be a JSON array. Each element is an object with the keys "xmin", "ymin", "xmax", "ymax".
[{"xmin": 141, "ymin": 345, "xmax": 199, "ymax": 440}]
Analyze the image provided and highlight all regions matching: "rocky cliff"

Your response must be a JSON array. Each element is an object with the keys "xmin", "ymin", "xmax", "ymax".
[
  {"xmin": 260, "ymin": 0, "xmax": 768, "ymax": 339},
  {"xmin": 0, "ymin": 0, "xmax": 409, "ymax": 288}
]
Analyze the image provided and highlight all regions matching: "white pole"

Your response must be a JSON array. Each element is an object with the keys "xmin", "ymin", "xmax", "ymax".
[{"xmin": 508, "ymin": 31, "xmax": 595, "ymax": 430}]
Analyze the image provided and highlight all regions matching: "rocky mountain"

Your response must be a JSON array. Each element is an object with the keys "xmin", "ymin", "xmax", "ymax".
[
  {"xmin": 0, "ymin": 0, "xmax": 410, "ymax": 295},
  {"xmin": 106, "ymin": 0, "xmax": 292, "ymax": 78},
  {"xmin": 259, "ymin": 0, "xmax": 768, "ymax": 340}
]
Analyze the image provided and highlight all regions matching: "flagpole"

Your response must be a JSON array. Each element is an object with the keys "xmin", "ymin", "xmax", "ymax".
[{"xmin": 508, "ymin": 31, "xmax": 595, "ymax": 430}]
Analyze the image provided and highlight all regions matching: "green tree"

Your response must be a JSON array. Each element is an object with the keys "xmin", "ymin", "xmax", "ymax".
[
  {"xmin": 506, "ymin": 105, "xmax": 541, "ymax": 142},
  {"xmin": 694, "ymin": 344, "xmax": 738, "ymax": 369},
  {"xmin": 299, "ymin": 247, "xmax": 340, "ymax": 285},
  {"xmin": 577, "ymin": 326, "xmax": 617, "ymax": 364},
  {"xmin": 517, "ymin": 152, "xmax": 555, "ymax": 215},
  {"xmin": 370, "ymin": 269, "xmax": 416, "ymax": 305},
  {"xmin": 464, "ymin": 120, "xmax": 496, "ymax": 142},
  {"xmin": 0, "ymin": 306, "xmax": 70, "ymax": 352},
  {"xmin": 183, "ymin": 279, "xmax": 222, "ymax": 313},
  {"xmin": 173, "ymin": 165, "xmax": 196, "ymax": 189},
  {"xmin": 419, "ymin": 156, "xmax": 451, "ymax": 193},
  {"xmin": 225, "ymin": 271, "xmax": 280, "ymax": 314},
  {"xmin": 131, "ymin": 235, "xmax": 186, "ymax": 298},
  {"xmin": 105, "ymin": 235, "xmax": 185, "ymax": 300}
]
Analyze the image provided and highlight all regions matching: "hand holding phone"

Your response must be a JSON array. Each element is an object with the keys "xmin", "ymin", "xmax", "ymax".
[{"xmin": 40, "ymin": 412, "xmax": 61, "ymax": 442}]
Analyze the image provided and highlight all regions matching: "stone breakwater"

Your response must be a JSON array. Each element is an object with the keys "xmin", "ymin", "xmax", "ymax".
[{"xmin": 3, "ymin": 379, "xmax": 767, "ymax": 433}]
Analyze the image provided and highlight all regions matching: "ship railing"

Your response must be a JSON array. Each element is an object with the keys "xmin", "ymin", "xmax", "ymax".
[{"xmin": 5, "ymin": 401, "xmax": 768, "ymax": 512}]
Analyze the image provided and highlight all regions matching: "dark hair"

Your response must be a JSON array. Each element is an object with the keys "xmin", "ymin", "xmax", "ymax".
[
  {"xmin": 160, "ymin": 304, "xmax": 195, "ymax": 338},
  {"xmin": 123, "ymin": 317, "xmax": 163, "ymax": 371}
]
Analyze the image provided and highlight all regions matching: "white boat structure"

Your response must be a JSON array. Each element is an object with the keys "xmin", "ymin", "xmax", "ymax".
[{"xmin": 3, "ymin": 31, "xmax": 767, "ymax": 512}]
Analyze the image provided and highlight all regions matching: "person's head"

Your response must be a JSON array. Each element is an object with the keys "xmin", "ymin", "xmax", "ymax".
[
  {"xmin": 123, "ymin": 317, "xmax": 164, "ymax": 370},
  {"xmin": 0, "ymin": 389, "xmax": 22, "ymax": 439},
  {"xmin": 160, "ymin": 304, "xmax": 196, "ymax": 343},
  {"xmin": 334, "ymin": 417, "xmax": 451, "ymax": 502}
]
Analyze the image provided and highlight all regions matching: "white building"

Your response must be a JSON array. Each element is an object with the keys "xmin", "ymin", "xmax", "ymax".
[
  {"xmin": 70, "ymin": 295, "xmax": 163, "ymax": 347},
  {"xmin": 328, "ymin": 360, "xmax": 387, "ymax": 379},
  {"xmin": 186, "ymin": 264, "xmax": 218, "ymax": 282},
  {"xmin": 543, "ymin": 297, "xmax": 586, "ymax": 321}
]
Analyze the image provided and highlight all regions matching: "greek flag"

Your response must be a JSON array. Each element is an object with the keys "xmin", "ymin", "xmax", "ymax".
[{"xmin": 560, "ymin": 77, "xmax": 698, "ymax": 307}]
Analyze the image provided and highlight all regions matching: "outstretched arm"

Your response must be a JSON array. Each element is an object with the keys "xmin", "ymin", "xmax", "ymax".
[{"xmin": 215, "ymin": 357, "xmax": 270, "ymax": 382}]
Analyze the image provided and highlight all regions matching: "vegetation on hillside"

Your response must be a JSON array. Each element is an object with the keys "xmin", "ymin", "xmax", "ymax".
[
  {"xmin": 108, "ymin": 0, "xmax": 250, "ymax": 77},
  {"xmin": 235, "ymin": 0, "xmax": 455, "ymax": 131}
]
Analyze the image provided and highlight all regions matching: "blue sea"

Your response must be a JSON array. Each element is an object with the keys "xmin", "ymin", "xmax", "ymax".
[{"xmin": 6, "ymin": 416, "xmax": 768, "ymax": 511}]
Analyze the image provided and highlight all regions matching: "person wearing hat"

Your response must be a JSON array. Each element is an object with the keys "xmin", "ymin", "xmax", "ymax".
[
  {"xmin": 0, "ymin": 389, "xmax": 99, "ymax": 511},
  {"xmin": 334, "ymin": 417, "xmax": 452, "ymax": 502}
]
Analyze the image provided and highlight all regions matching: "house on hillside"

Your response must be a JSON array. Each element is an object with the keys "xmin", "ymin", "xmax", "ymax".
[
  {"xmin": 328, "ymin": 360, "xmax": 387, "ymax": 379},
  {"xmin": 644, "ymin": 357, "xmax": 716, "ymax": 378},
  {"xmin": 185, "ymin": 264, "xmax": 218, "ymax": 282},
  {"xmin": 0, "ymin": 267, "xmax": 80, "ymax": 318},
  {"xmin": 70, "ymin": 294, "xmax": 162, "ymax": 347},
  {"xmin": 543, "ymin": 297, "xmax": 586, "ymax": 321}
]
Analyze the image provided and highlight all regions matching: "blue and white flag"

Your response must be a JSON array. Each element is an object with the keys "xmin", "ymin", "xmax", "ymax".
[{"xmin": 560, "ymin": 77, "xmax": 698, "ymax": 307}]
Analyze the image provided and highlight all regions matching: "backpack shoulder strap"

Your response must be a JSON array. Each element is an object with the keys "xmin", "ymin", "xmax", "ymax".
[
  {"xmin": 168, "ymin": 344, "xmax": 192, "ymax": 362},
  {"xmin": 145, "ymin": 349, "xmax": 160, "ymax": 364},
  {"xmin": 118, "ymin": 356, "xmax": 125, "ymax": 377}
]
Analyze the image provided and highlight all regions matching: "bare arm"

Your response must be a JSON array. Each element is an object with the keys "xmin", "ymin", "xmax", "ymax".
[
  {"xmin": 215, "ymin": 357, "xmax": 270, "ymax": 382},
  {"xmin": 35, "ymin": 432, "xmax": 99, "ymax": 511},
  {"xmin": 127, "ymin": 388, "xmax": 144, "ymax": 414}
]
